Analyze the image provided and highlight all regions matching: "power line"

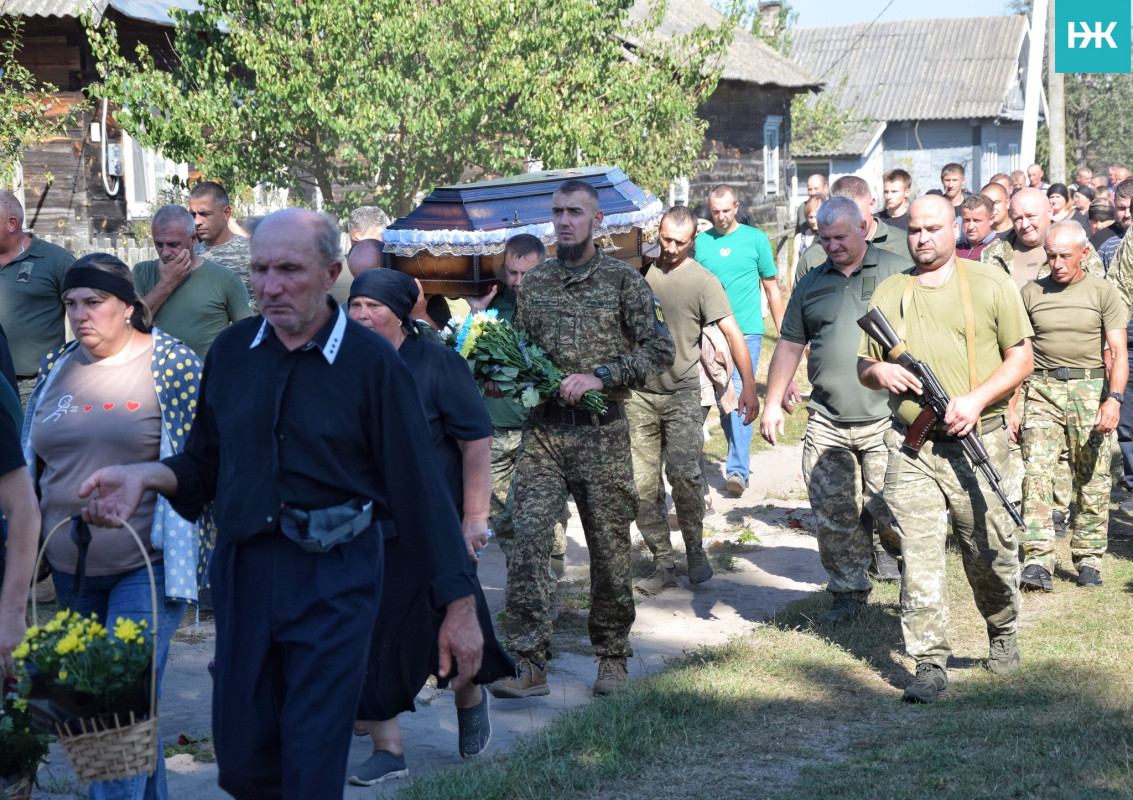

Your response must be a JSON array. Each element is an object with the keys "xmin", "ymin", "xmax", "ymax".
[{"xmin": 814, "ymin": 0, "xmax": 896, "ymax": 84}]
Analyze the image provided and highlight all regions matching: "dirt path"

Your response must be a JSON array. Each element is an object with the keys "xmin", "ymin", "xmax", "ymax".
[{"xmin": 32, "ymin": 440, "xmax": 825, "ymax": 799}]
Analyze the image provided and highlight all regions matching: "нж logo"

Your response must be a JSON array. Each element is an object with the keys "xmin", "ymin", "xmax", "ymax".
[
  {"xmin": 1055, "ymin": 1, "xmax": 1130, "ymax": 73},
  {"xmin": 1067, "ymin": 21, "xmax": 1118, "ymax": 49}
]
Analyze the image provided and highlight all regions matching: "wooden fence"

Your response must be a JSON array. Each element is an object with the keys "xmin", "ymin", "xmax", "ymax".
[{"xmin": 39, "ymin": 234, "xmax": 157, "ymax": 265}]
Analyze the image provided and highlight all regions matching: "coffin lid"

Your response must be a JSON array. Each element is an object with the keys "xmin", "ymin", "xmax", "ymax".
[{"xmin": 383, "ymin": 166, "xmax": 663, "ymax": 258}]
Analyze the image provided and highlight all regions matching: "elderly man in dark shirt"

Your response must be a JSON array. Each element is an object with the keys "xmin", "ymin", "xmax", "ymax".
[{"xmin": 81, "ymin": 208, "xmax": 482, "ymax": 799}]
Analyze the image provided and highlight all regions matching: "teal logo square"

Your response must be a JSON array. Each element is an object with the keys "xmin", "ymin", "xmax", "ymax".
[{"xmin": 1055, "ymin": 0, "xmax": 1131, "ymax": 73}]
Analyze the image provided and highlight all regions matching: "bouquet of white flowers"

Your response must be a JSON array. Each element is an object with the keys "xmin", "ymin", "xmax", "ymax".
[{"xmin": 445, "ymin": 310, "xmax": 608, "ymax": 413}]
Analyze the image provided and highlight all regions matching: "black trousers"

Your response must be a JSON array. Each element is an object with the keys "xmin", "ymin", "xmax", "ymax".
[
  {"xmin": 211, "ymin": 529, "xmax": 383, "ymax": 799},
  {"xmin": 1119, "ymin": 343, "xmax": 1133, "ymax": 490}
]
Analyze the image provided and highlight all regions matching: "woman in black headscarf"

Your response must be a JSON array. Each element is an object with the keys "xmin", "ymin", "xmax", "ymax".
[{"xmin": 346, "ymin": 269, "xmax": 513, "ymax": 786}]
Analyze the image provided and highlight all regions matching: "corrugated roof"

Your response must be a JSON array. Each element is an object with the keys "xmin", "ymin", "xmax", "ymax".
[
  {"xmin": 790, "ymin": 16, "xmax": 1029, "ymax": 123},
  {"xmin": 1, "ymin": 0, "xmax": 199, "ymax": 25},
  {"xmin": 627, "ymin": 0, "xmax": 821, "ymax": 90}
]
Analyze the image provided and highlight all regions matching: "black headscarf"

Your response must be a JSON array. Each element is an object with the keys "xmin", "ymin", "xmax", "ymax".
[{"xmin": 348, "ymin": 269, "xmax": 419, "ymax": 324}]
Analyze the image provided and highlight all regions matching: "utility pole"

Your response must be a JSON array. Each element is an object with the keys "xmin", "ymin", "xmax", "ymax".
[
  {"xmin": 1047, "ymin": 0, "xmax": 1066, "ymax": 181},
  {"xmin": 1021, "ymin": 0, "xmax": 1048, "ymax": 169}
]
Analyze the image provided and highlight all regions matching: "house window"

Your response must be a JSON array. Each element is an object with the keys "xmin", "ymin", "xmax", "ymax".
[
  {"xmin": 764, "ymin": 115, "xmax": 782, "ymax": 195},
  {"xmin": 1008, "ymin": 144, "xmax": 1019, "ymax": 173},
  {"xmin": 987, "ymin": 143, "xmax": 998, "ymax": 176},
  {"xmin": 793, "ymin": 160, "xmax": 831, "ymax": 194}
]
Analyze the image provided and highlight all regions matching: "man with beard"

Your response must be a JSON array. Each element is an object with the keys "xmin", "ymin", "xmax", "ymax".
[
  {"xmin": 859, "ymin": 194, "xmax": 1033, "ymax": 703},
  {"xmin": 628, "ymin": 205, "xmax": 756, "ymax": 595},
  {"xmin": 491, "ymin": 180, "xmax": 674, "ymax": 698},
  {"xmin": 761, "ymin": 197, "xmax": 909, "ymax": 622}
]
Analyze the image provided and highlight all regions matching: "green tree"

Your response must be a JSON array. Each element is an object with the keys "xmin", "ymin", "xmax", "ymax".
[
  {"xmin": 0, "ymin": 17, "xmax": 78, "ymax": 179},
  {"xmin": 85, "ymin": 0, "xmax": 734, "ymax": 216}
]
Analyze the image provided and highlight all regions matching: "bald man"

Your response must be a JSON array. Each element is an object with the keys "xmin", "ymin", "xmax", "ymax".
[
  {"xmin": 859, "ymin": 194, "xmax": 1033, "ymax": 703},
  {"xmin": 981, "ymin": 188, "xmax": 1104, "ymax": 288}
]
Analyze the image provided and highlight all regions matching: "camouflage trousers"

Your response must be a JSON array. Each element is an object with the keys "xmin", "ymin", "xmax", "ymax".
[
  {"xmin": 505, "ymin": 414, "xmax": 637, "ymax": 663},
  {"xmin": 626, "ymin": 387, "xmax": 705, "ymax": 569},
  {"xmin": 1020, "ymin": 378, "xmax": 1112, "ymax": 572},
  {"xmin": 801, "ymin": 412, "xmax": 897, "ymax": 596},
  {"xmin": 1010, "ymin": 395, "xmax": 1073, "ymax": 511},
  {"xmin": 884, "ymin": 423, "xmax": 1020, "ymax": 670},
  {"xmin": 489, "ymin": 427, "xmax": 568, "ymax": 569}
]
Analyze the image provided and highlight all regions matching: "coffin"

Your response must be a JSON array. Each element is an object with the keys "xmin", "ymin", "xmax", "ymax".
[{"xmin": 382, "ymin": 166, "xmax": 664, "ymax": 295}]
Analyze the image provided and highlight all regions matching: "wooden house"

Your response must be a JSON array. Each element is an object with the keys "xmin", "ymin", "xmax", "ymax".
[{"xmin": 1, "ymin": 0, "xmax": 194, "ymax": 238}]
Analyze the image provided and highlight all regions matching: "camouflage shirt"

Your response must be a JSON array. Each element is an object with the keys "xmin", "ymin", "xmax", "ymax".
[
  {"xmin": 514, "ymin": 249, "xmax": 675, "ymax": 403},
  {"xmin": 980, "ymin": 229, "xmax": 1104, "ymax": 283},
  {"xmin": 195, "ymin": 234, "xmax": 254, "ymax": 307},
  {"xmin": 1104, "ymin": 236, "xmax": 1133, "ymax": 319}
]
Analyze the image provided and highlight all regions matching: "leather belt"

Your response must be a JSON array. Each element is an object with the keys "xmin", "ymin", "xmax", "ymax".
[
  {"xmin": 1033, "ymin": 367, "xmax": 1105, "ymax": 381},
  {"xmin": 892, "ymin": 413, "xmax": 1006, "ymax": 442},
  {"xmin": 538, "ymin": 403, "xmax": 622, "ymax": 427}
]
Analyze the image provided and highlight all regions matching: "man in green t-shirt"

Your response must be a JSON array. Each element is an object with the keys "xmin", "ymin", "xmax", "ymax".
[
  {"xmin": 696, "ymin": 184, "xmax": 784, "ymax": 497},
  {"xmin": 858, "ymin": 195, "xmax": 1034, "ymax": 703},
  {"xmin": 628, "ymin": 206, "xmax": 756, "ymax": 595},
  {"xmin": 134, "ymin": 205, "xmax": 253, "ymax": 360},
  {"xmin": 1014, "ymin": 221, "xmax": 1128, "ymax": 592},
  {"xmin": 761, "ymin": 197, "xmax": 910, "ymax": 623},
  {"xmin": 0, "ymin": 191, "xmax": 74, "ymax": 403}
]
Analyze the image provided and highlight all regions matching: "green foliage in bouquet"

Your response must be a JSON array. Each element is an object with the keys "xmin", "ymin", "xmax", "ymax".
[
  {"xmin": 0, "ymin": 672, "xmax": 50, "ymax": 784},
  {"xmin": 447, "ymin": 311, "xmax": 607, "ymax": 414},
  {"xmin": 14, "ymin": 611, "xmax": 152, "ymax": 711}
]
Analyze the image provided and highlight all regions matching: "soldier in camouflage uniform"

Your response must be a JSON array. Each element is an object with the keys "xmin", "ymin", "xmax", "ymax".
[
  {"xmin": 189, "ymin": 181, "xmax": 254, "ymax": 306},
  {"xmin": 490, "ymin": 181, "xmax": 674, "ymax": 699},
  {"xmin": 1098, "ymin": 180, "xmax": 1133, "ymax": 493},
  {"xmin": 468, "ymin": 235, "xmax": 570, "ymax": 586},
  {"xmin": 762, "ymin": 197, "xmax": 909, "ymax": 624},
  {"xmin": 859, "ymin": 195, "xmax": 1033, "ymax": 703},
  {"xmin": 628, "ymin": 206, "xmax": 756, "ymax": 595},
  {"xmin": 1015, "ymin": 222, "xmax": 1128, "ymax": 590},
  {"xmin": 980, "ymin": 186, "xmax": 1089, "ymax": 524}
]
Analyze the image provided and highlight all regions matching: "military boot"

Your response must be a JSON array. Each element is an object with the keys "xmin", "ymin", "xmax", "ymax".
[
  {"xmin": 685, "ymin": 545, "xmax": 714, "ymax": 584},
  {"xmin": 489, "ymin": 659, "xmax": 549, "ymax": 698},
  {"xmin": 819, "ymin": 592, "xmax": 865, "ymax": 624},
  {"xmin": 634, "ymin": 564, "xmax": 677, "ymax": 596},
  {"xmin": 593, "ymin": 657, "xmax": 628, "ymax": 695},
  {"xmin": 902, "ymin": 663, "xmax": 949, "ymax": 703},
  {"xmin": 987, "ymin": 632, "xmax": 1020, "ymax": 675}
]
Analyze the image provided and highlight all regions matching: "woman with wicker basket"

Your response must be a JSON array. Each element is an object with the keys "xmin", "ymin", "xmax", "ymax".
[{"xmin": 21, "ymin": 253, "xmax": 208, "ymax": 800}]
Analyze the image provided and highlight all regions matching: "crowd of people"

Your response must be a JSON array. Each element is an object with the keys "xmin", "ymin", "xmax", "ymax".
[{"xmin": 0, "ymin": 158, "xmax": 1128, "ymax": 795}]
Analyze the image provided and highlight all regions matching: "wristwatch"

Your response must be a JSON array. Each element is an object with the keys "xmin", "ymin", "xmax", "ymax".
[
  {"xmin": 594, "ymin": 365, "xmax": 613, "ymax": 390},
  {"xmin": 1108, "ymin": 392, "xmax": 1124, "ymax": 404}
]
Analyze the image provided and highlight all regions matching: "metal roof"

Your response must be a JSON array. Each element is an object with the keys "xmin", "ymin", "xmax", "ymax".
[
  {"xmin": 790, "ymin": 16, "xmax": 1030, "ymax": 124},
  {"xmin": 1, "ymin": 0, "xmax": 199, "ymax": 25},
  {"xmin": 627, "ymin": 0, "xmax": 821, "ymax": 90}
]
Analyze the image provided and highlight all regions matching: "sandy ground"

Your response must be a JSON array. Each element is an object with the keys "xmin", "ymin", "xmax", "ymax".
[{"xmin": 31, "ymin": 439, "xmax": 826, "ymax": 799}]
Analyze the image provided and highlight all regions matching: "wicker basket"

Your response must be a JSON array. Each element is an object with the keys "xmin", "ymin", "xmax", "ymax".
[{"xmin": 32, "ymin": 517, "xmax": 160, "ymax": 784}]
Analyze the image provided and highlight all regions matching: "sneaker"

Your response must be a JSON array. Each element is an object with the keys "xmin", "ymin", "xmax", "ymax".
[
  {"xmin": 593, "ymin": 657, "xmax": 628, "ymax": 695},
  {"xmin": 686, "ymin": 545, "xmax": 714, "ymax": 585},
  {"xmin": 634, "ymin": 564, "xmax": 676, "ymax": 596},
  {"xmin": 1077, "ymin": 566, "xmax": 1103, "ymax": 587},
  {"xmin": 1051, "ymin": 511, "xmax": 1068, "ymax": 540},
  {"xmin": 725, "ymin": 472, "xmax": 746, "ymax": 497},
  {"xmin": 819, "ymin": 593, "xmax": 865, "ymax": 624},
  {"xmin": 456, "ymin": 687, "xmax": 491, "ymax": 758},
  {"xmin": 1020, "ymin": 563, "xmax": 1053, "ymax": 593},
  {"xmin": 902, "ymin": 663, "xmax": 949, "ymax": 703},
  {"xmin": 986, "ymin": 632, "xmax": 1020, "ymax": 675},
  {"xmin": 347, "ymin": 750, "xmax": 408, "ymax": 786},
  {"xmin": 869, "ymin": 551, "xmax": 901, "ymax": 583},
  {"xmin": 489, "ymin": 659, "xmax": 549, "ymax": 698}
]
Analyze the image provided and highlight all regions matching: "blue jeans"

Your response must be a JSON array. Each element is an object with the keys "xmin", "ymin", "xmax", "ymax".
[
  {"xmin": 719, "ymin": 333, "xmax": 761, "ymax": 481},
  {"xmin": 53, "ymin": 564, "xmax": 187, "ymax": 800}
]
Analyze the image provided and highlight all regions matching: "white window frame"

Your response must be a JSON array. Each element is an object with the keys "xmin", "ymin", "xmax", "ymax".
[
  {"xmin": 987, "ymin": 142, "xmax": 998, "ymax": 176},
  {"xmin": 1008, "ymin": 143, "xmax": 1019, "ymax": 173},
  {"xmin": 763, "ymin": 115, "xmax": 783, "ymax": 195}
]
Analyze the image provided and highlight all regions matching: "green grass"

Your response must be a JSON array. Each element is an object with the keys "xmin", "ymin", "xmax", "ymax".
[{"xmin": 400, "ymin": 532, "xmax": 1133, "ymax": 800}]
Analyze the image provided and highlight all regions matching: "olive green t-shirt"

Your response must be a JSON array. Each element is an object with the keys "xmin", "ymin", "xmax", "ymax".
[
  {"xmin": 782, "ymin": 245, "xmax": 911, "ymax": 422},
  {"xmin": 133, "ymin": 258, "xmax": 253, "ymax": 359},
  {"xmin": 642, "ymin": 259, "xmax": 732, "ymax": 394},
  {"xmin": 859, "ymin": 258, "xmax": 1033, "ymax": 426},
  {"xmin": 0, "ymin": 235, "xmax": 74, "ymax": 376},
  {"xmin": 1020, "ymin": 274, "xmax": 1129, "ymax": 370}
]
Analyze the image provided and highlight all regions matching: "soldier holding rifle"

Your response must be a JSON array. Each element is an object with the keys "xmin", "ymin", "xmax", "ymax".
[{"xmin": 857, "ymin": 195, "xmax": 1034, "ymax": 703}]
